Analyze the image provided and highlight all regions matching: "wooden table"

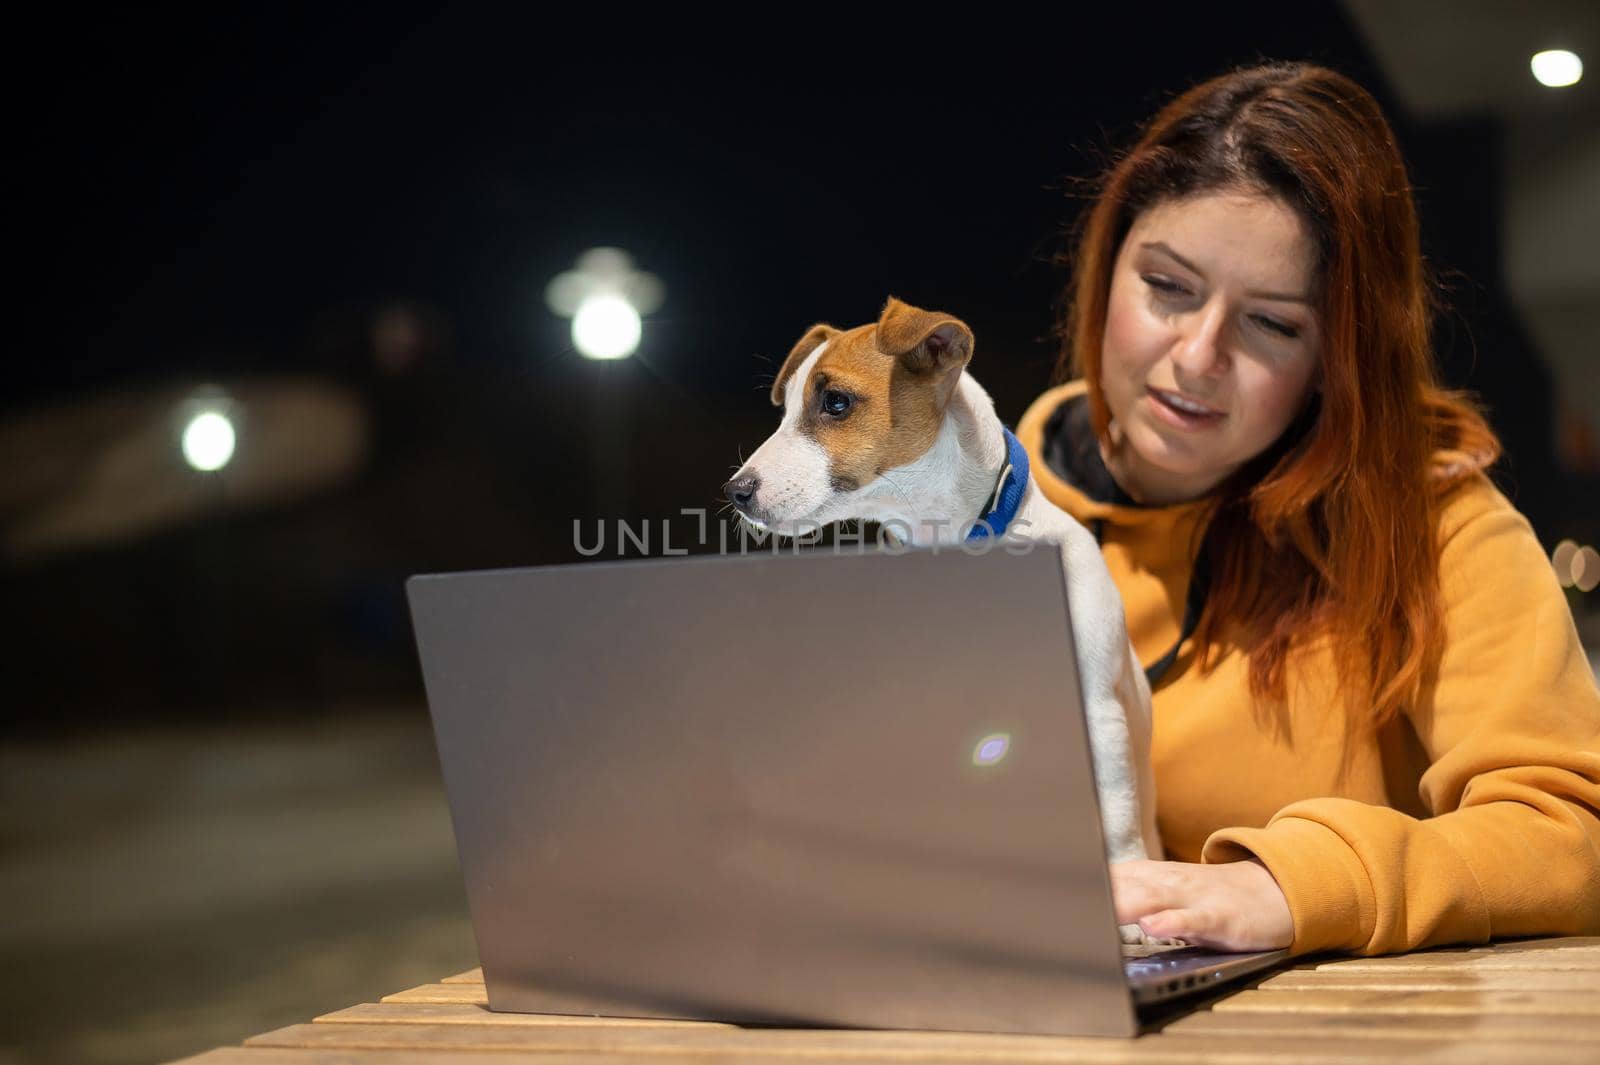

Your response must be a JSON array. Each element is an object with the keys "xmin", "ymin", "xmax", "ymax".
[{"xmin": 171, "ymin": 936, "xmax": 1600, "ymax": 1064}]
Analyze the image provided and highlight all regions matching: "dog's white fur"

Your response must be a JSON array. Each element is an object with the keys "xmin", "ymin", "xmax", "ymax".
[{"xmin": 733, "ymin": 339, "xmax": 1164, "ymax": 881}]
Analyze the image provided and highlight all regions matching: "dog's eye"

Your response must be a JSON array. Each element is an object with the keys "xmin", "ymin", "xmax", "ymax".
[{"xmin": 821, "ymin": 390, "xmax": 853, "ymax": 418}]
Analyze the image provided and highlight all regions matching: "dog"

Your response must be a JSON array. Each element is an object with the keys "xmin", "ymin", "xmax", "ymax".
[{"xmin": 723, "ymin": 297, "xmax": 1163, "ymax": 935}]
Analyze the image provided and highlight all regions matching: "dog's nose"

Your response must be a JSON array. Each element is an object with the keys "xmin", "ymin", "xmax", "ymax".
[{"xmin": 723, "ymin": 473, "xmax": 759, "ymax": 511}]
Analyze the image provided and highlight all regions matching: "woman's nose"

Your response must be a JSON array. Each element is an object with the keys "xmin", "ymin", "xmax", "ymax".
[{"xmin": 1171, "ymin": 303, "xmax": 1229, "ymax": 376}]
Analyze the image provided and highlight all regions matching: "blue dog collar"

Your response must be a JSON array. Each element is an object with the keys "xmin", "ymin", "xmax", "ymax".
[{"xmin": 966, "ymin": 426, "xmax": 1030, "ymax": 541}]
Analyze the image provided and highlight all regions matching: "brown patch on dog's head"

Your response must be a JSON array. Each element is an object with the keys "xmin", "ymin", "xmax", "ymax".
[
  {"xmin": 778, "ymin": 296, "xmax": 975, "ymax": 490},
  {"xmin": 770, "ymin": 324, "xmax": 839, "ymax": 406}
]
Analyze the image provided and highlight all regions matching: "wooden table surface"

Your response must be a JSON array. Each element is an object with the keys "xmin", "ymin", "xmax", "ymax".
[{"xmin": 171, "ymin": 936, "xmax": 1600, "ymax": 1064}]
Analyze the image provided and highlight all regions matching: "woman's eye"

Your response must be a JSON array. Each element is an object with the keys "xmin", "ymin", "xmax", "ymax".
[
  {"xmin": 821, "ymin": 390, "xmax": 853, "ymax": 417},
  {"xmin": 1142, "ymin": 274, "xmax": 1189, "ymax": 297},
  {"xmin": 1252, "ymin": 315, "xmax": 1300, "ymax": 339}
]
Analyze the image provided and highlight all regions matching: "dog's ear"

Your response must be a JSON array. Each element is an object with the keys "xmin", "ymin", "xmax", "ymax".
[
  {"xmin": 875, "ymin": 296, "xmax": 974, "ymax": 381},
  {"xmin": 770, "ymin": 323, "xmax": 838, "ymax": 406}
]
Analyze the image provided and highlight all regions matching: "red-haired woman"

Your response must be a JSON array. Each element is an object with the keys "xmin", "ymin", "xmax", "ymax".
[{"xmin": 1019, "ymin": 62, "xmax": 1600, "ymax": 955}]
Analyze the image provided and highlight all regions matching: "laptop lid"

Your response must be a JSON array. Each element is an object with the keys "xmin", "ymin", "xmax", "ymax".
[{"xmin": 406, "ymin": 546, "xmax": 1140, "ymax": 1036}]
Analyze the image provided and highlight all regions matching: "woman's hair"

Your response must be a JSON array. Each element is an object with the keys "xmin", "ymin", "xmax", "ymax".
[{"xmin": 1056, "ymin": 62, "xmax": 1501, "ymax": 752}]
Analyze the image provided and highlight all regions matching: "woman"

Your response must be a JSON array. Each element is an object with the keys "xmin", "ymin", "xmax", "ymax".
[{"xmin": 1018, "ymin": 62, "xmax": 1600, "ymax": 956}]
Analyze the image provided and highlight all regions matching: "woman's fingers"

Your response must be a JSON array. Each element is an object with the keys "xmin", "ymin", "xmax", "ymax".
[
  {"xmin": 1139, "ymin": 907, "xmax": 1201, "ymax": 941},
  {"xmin": 1141, "ymin": 906, "xmax": 1243, "ymax": 949},
  {"xmin": 1108, "ymin": 860, "xmax": 1163, "ymax": 925}
]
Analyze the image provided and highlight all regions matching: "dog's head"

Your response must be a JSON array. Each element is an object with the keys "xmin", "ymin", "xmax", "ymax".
[{"xmin": 724, "ymin": 296, "xmax": 974, "ymax": 533}]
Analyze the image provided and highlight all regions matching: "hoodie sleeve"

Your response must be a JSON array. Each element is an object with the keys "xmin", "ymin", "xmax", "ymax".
[{"xmin": 1201, "ymin": 479, "xmax": 1600, "ymax": 956}]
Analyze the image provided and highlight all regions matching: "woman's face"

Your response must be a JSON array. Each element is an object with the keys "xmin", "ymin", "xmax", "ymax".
[{"xmin": 1099, "ymin": 191, "xmax": 1322, "ymax": 505}]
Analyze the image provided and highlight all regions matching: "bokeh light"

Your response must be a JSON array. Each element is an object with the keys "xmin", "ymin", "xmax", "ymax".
[
  {"xmin": 1553, "ymin": 539, "xmax": 1579, "ymax": 587},
  {"xmin": 1531, "ymin": 49, "xmax": 1582, "ymax": 88},
  {"xmin": 545, "ymin": 247, "xmax": 664, "ymax": 361},
  {"xmin": 572, "ymin": 294, "xmax": 643, "ymax": 360},
  {"xmin": 1575, "ymin": 546, "xmax": 1600, "ymax": 593},
  {"xmin": 181, "ymin": 411, "xmax": 237, "ymax": 472}
]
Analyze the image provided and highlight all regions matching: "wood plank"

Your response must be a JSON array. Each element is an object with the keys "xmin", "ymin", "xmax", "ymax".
[
  {"xmin": 380, "ymin": 983, "xmax": 487, "ymax": 1005},
  {"xmin": 1315, "ymin": 951, "xmax": 1600, "ymax": 972},
  {"xmin": 1213, "ymin": 988, "xmax": 1600, "ymax": 1015},
  {"xmin": 168, "ymin": 1049, "xmax": 722, "ymax": 1065},
  {"xmin": 1471, "ymin": 936, "xmax": 1600, "ymax": 953},
  {"xmin": 254, "ymin": 1020, "xmax": 1152, "ymax": 1059},
  {"xmin": 1164, "ymin": 1007, "xmax": 1600, "ymax": 1043},
  {"xmin": 175, "ymin": 1036, "xmax": 1600, "ymax": 1061},
  {"xmin": 319, "ymin": 1001, "xmax": 735, "ymax": 1029},
  {"xmin": 164, "ymin": 1043, "xmax": 1600, "ymax": 1065},
  {"xmin": 439, "ymin": 967, "xmax": 483, "ymax": 983},
  {"xmin": 1259, "ymin": 969, "xmax": 1600, "ymax": 992},
  {"xmin": 241, "ymin": 1021, "xmax": 1599, "ymax": 1063}
]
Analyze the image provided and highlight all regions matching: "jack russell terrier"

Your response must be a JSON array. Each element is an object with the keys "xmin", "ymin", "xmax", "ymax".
[{"xmin": 723, "ymin": 297, "xmax": 1163, "ymax": 931}]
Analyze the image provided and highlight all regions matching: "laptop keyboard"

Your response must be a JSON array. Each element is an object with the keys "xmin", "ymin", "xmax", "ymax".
[
  {"xmin": 1121, "ymin": 942, "xmax": 1192, "ymax": 959},
  {"xmin": 1124, "ymin": 953, "xmax": 1207, "ymax": 976}
]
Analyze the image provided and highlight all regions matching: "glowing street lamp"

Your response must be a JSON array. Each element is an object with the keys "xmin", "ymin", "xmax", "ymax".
[
  {"xmin": 545, "ymin": 247, "xmax": 664, "ymax": 360},
  {"xmin": 571, "ymin": 293, "xmax": 643, "ymax": 360},
  {"xmin": 1531, "ymin": 49, "xmax": 1583, "ymax": 88},
  {"xmin": 181, "ymin": 410, "xmax": 237, "ymax": 472}
]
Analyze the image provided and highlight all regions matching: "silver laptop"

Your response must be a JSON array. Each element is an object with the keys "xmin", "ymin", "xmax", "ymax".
[{"xmin": 406, "ymin": 546, "xmax": 1288, "ymax": 1037}]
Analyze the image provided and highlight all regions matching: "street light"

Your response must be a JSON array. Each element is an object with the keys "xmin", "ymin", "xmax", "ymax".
[
  {"xmin": 181, "ymin": 410, "xmax": 237, "ymax": 472},
  {"xmin": 1531, "ymin": 49, "xmax": 1583, "ymax": 88},
  {"xmin": 571, "ymin": 293, "xmax": 643, "ymax": 360},
  {"xmin": 545, "ymin": 247, "xmax": 664, "ymax": 360}
]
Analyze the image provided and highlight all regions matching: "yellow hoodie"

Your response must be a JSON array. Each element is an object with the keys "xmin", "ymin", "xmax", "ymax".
[{"xmin": 1018, "ymin": 380, "xmax": 1600, "ymax": 956}]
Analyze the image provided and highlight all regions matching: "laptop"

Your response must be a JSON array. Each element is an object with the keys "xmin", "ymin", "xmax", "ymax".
[{"xmin": 405, "ymin": 545, "xmax": 1288, "ymax": 1037}]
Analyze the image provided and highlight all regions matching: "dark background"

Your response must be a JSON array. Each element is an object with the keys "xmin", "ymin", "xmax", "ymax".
[
  {"xmin": 3, "ymin": 5, "xmax": 1596, "ymax": 1063},
  {"xmin": 9, "ymin": 5, "xmax": 1591, "ymax": 731}
]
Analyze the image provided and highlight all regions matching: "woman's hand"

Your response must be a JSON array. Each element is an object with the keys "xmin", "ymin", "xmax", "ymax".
[{"xmin": 1110, "ymin": 858, "xmax": 1294, "ymax": 952}]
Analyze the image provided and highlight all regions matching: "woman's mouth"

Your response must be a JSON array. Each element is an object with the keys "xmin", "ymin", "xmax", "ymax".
[{"xmin": 1147, "ymin": 387, "xmax": 1224, "ymax": 429}]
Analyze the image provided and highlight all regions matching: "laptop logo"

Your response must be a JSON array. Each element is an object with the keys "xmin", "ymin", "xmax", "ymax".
[{"xmin": 972, "ymin": 732, "xmax": 1011, "ymax": 767}]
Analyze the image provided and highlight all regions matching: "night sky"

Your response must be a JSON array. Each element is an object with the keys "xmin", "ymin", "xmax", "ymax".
[{"xmin": 30, "ymin": 5, "xmax": 1400, "ymax": 405}]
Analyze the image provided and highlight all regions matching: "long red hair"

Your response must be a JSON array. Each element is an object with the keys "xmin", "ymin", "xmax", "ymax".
[{"xmin": 1056, "ymin": 63, "xmax": 1500, "ymax": 752}]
